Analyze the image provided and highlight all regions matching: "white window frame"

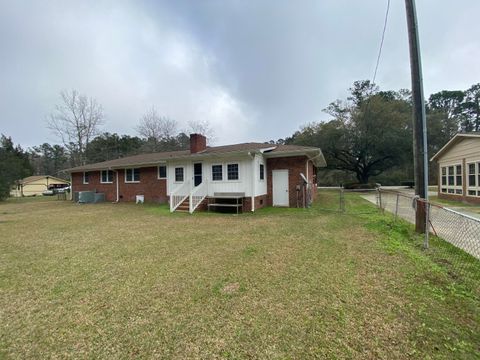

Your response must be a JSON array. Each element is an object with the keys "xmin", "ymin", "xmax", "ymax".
[
  {"xmin": 158, "ymin": 165, "xmax": 167, "ymax": 179},
  {"xmin": 83, "ymin": 172, "xmax": 89, "ymax": 184},
  {"xmin": 211, "ymin": 164, "xmax": 223, "ymax": 181},
  {"xmin": 125, "ymin": 168, "xmax": 140, "ymax": 183},
  {"xmin": 100, "ymin": 170, "xmax": 114, "ymax": 184},
  {"xmin": 440, "ymin": 163, "xmax": 462, "ymax": 195},
  {"xmin": 466, "ymin": 161, "xmax": 480, "ymax": 197},
  {"xmin": 174, "ymin": 167, "xmax": 184, "ymax": 183},
  {"xmin": 226, "ymin": 163, "xmax": 240, "ymax": 181},
  {"xmin": 259, "ymin": 163, "xmax": 265, "ymax": 181}
]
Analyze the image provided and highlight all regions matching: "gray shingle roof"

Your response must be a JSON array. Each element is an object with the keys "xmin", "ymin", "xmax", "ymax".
[{"xmin": 66, "ymin": 142, "xmax": 325, "ymax": 172}]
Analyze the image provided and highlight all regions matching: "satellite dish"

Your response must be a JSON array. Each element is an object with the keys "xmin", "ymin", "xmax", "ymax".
[{"xmin": 300, "ymin": 173, "xmax": 308, "ymax": 183}]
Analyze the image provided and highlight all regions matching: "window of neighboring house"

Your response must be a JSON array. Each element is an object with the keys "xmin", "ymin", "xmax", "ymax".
[
  {"xmin": 259, "ymin": 164, "xmax": 265, "ymax": 181},
  {"xmin": 212, "ymin": 165, "xmax": 223, "ymax": 181},
  {"xmin": 125, "ymin": 168, "xmax": 140, "ymax": 183},
  {"xmin": 441, "ymin": 164, "xmax": 462, "ymax": 195},
  {"xmin": 175, "ymin": 167, "xmax": 184, "ymax": 182},
  {"xmin": 227, "ymin": 163, "xmax": 239, "ymax": 181},
  {"xmin": 158, "ymin": 165, "xmax": 167, "ymax": 179},
  {"xmin": 83, "ymin": 172, "xmax": 90, "ymax": 184},
  {"xmin": 467, "ymin": 162, "xmax": 480, "ymax": 197},
  {"xmin": 101, "ymin": 170, "xmax": 114, "ymax": 183},
  {"xmin": 447, "ymin": 166, "xmax": 454, "ymax": 186}
]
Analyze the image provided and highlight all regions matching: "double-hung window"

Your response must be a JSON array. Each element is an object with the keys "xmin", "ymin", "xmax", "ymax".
[
  {"xmin": 125, "ymin": 168, "xmax": 140, "ymax": 182},
  {"xmin": 101, "ymin": 170, "xmax": 114, "ymax": 183},
  {"xmin": 212, "ymin": 165, "xmax": 223, "ymax": 181},
  {"xmin": 83, "ymin": 172, "xmax": 90, "ymax": 184},
  {"xmin": 175, "ymin": 167, "xmax": 184, "ymax": 182},
  {"xmin": 259, "ymin": 164, "xmax": 265, "ymax": 181},
  {"xmin": 227, "ymin": 164, "xmax": 239, "ymax": 181},
  {"xmin": 158, "ymin": 165, "xmax": 167, "ymax": 179}
]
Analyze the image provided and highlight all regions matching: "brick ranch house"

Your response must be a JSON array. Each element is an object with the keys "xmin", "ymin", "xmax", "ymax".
[
  {"xmin": 67, "ymin": 134, "xmax": 326, "ymax": 212},
  {"xmin": 431, "ymin": 132, "xmax": 480, "ymax": 204}
]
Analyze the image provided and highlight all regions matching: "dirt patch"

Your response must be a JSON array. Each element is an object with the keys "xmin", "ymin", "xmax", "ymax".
[{"xmin": 221, "ymin": 283, "xmax": 240, "ymax": 294}]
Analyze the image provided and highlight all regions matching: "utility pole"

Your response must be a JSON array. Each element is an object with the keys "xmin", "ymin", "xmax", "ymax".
[{"xmin": 405, "ymin": 0, "xmax": 429, "ymax": 236}]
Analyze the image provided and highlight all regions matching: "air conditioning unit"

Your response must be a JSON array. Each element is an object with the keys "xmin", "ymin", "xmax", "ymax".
[
  {"xmin": 94, "ymin": 193, "xmax": 105, "ymax": 203},
  {"xmin": 78, "ymin": 191, "xmax": 95, "ymax": 203}
]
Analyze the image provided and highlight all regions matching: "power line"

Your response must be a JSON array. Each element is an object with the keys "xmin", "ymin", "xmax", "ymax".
[{"xmin": 372, "ymin": 0, "xmax": 391, "ymax": 85}]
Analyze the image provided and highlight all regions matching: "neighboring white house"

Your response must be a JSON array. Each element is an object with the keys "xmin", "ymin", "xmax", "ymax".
[{"xmin": 431, "ymin": 132, "xmax": 480, "ymax": 204}]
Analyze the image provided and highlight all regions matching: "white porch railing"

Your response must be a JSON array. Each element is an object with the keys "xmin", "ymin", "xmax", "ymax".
[
  {"xmin": 189, "ymin": 182, "xmax": 207, "ymax": 213},
  {"xmin": 170, "ymin": 180, "xmax": 190, "ymax": 212}
]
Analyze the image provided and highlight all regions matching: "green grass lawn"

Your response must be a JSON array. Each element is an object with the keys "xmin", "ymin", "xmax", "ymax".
[{"xmin": 0, "ymin": 193, "xmax": 479, "ymax": 359}]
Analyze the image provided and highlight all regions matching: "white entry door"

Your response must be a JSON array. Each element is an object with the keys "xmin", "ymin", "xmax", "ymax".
[{"xmin": 272, "ymin": 169, "xmax": 289, "ymax": 206}]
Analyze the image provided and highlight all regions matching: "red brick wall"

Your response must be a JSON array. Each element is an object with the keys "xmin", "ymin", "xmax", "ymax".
[
  {"xmin": 243, "ymin": 195, "xmax": 268, "ymax": 212},
  {"xmin": 71, "ymin": 171, "xmax": 117, "ymax": 201},
  {"xmin": 438, "ymin": 192, "xmax": 480, "ymax": 205},
  {"xmin": 71, "ymin": 167, "xmax": 167, "ymax": 203},
  {"xmin": 266, "ymin": 156, "xmax": 311, "ymax": 207}
]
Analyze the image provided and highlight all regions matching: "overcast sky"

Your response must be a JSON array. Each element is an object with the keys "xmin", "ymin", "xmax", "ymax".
[{"xmin": 1, "ymin": 0, "xmax": 479, "ymax": 148}]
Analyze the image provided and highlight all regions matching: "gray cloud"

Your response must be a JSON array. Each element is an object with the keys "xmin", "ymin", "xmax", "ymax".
[{"xmin": 1, "ymin": 0, "xmax": 479, "ymax": 148}]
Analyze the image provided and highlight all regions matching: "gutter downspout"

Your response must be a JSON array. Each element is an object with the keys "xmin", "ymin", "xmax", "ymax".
[
  {"xmin": 248, "ymin": 152, "xmax": 255, "ymax": 212},
  {"xmin": 114, "ymin": 169, "xmax": 119, "ymax": 203}
]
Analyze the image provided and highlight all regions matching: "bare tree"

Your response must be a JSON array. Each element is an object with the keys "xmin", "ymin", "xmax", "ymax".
[
  {"xmin": 47, "ymin": 90, "xmax": 104, "ymax": 166},
  {"xmin": 136, "ymin": 107, "xmax": 179, "ymax": 151},
  {"xmin": 136, "ymin": 107, "xmax": 178, "ymax": 140},
  {"xmin": 187, "ymin": 119, "xmax": 216, "ymax": 144}
]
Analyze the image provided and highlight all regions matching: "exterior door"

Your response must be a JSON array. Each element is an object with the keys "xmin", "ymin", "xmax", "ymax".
[
  {"xmin": 193, "ymin": 163, "xmax": 202, "ymax": 187},
  {"xmin": 272, "ymin": 169, "xmax": 289, "ymax": 206}
]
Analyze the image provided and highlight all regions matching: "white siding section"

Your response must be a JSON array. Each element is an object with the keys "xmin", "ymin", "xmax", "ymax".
[
  {"xmin": 166, "ymin": 156, "xmax": 257, "ymax": 197},
  {"xmin": 167, "ymin": 161, "xmax": 192, "ymax": 195},
  {"xmin": 439, "ymin": 138, "xmax": 480, "ymax": 163}
]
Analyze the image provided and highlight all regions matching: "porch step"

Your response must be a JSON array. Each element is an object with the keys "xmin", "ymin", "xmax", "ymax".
[{"xmin": 175, "ymin": 198, "xmax": 190, "ymax": 212}]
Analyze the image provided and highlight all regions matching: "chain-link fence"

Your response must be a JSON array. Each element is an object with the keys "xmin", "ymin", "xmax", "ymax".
[
  {"xmin": 377, "ymin": 189, "xmax": 480, "ymax": 292},
  {"xmin": 378, "ymin": 189, "xmax": 480, "ymax": 261},
  {"xmin": 316, "ymin": 187, "xmax": 479, "ymax": 293},
  {"xmin": 315, "ymin": 187, "xmax": 380, "ymax": 215}
]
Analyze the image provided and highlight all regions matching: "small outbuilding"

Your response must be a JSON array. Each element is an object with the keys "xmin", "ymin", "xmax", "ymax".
[
  {"xmin": 10, "ymin": 175, "xmax": 70, "ymax": 197},
  {"xmin": 431, "ymin": 132, "xmax": 480, "ymax": 204}
]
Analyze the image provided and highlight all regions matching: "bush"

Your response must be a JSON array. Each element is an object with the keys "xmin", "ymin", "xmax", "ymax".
[
  {"xmin": 401, "ymin": 180, "xmax": 415, "ymax": 188},
  {"xmin": 343, "ymin": 182, "xmax": 377, "ymax": 190}
]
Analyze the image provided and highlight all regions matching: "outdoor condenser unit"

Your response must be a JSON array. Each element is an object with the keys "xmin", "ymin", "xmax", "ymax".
[{"xmin": 78, "ymin": 191, "xmax": 95, "ymax": 203}]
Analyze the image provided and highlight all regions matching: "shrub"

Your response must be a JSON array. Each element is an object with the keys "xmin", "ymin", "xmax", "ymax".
[
  {"xmin": 401, "ymin": 180, "xmax": 415, "ymax": 188},
  {"xmin": 343, "ymin": 182, "xmax": 377, "ymax": 190}
]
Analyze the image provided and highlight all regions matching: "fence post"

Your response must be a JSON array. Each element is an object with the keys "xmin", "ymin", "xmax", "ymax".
[
  {"xmin": 394, "ymin": 193, "xmax": 399, "ymax": 222},
  {"xmin": 377, "ymin": 188, "xmax": 383, "ymax": 214},
  {"xmin": 424, "ymin": 200, "xmax": 430, "ymax": 249},
  {"xmin": 340, "ymin": 187, "xmax": 345, "ymax": 213}
]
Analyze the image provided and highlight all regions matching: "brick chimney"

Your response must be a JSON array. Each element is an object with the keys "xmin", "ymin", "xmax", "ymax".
[{"xmin": 190, "ymin": 133, "xmax": 207, "ymax": 153}]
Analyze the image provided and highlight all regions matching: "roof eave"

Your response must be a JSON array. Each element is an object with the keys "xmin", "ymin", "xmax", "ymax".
[
  {"xmin": 430, "ymin": 133, "xmax": 480, "ymax": 161},
  {"xmin": 263, "ymin": 149, "xmax": 327, "ymax": 167}
]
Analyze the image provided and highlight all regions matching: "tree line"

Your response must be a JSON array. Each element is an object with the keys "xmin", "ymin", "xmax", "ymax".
[
  {"xmin": 1, "ymin": 81, "xmax": 478, "ymax": 200},
  {"xmin": 0, "ymin": 89, "xmax": 215, "ymax": 199},
  {"xmin": 281, "ymin": 80, "xmax": 480, "ymax": 185}
]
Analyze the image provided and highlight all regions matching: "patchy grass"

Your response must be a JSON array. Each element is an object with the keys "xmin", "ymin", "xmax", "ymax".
[
  {"xmin": 0, "ymin": 195, "xmax": 479, "ymax": 359},
  {"xmin": 5, "ymin": 195, "xmax": 60, "ymax": 204}
]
